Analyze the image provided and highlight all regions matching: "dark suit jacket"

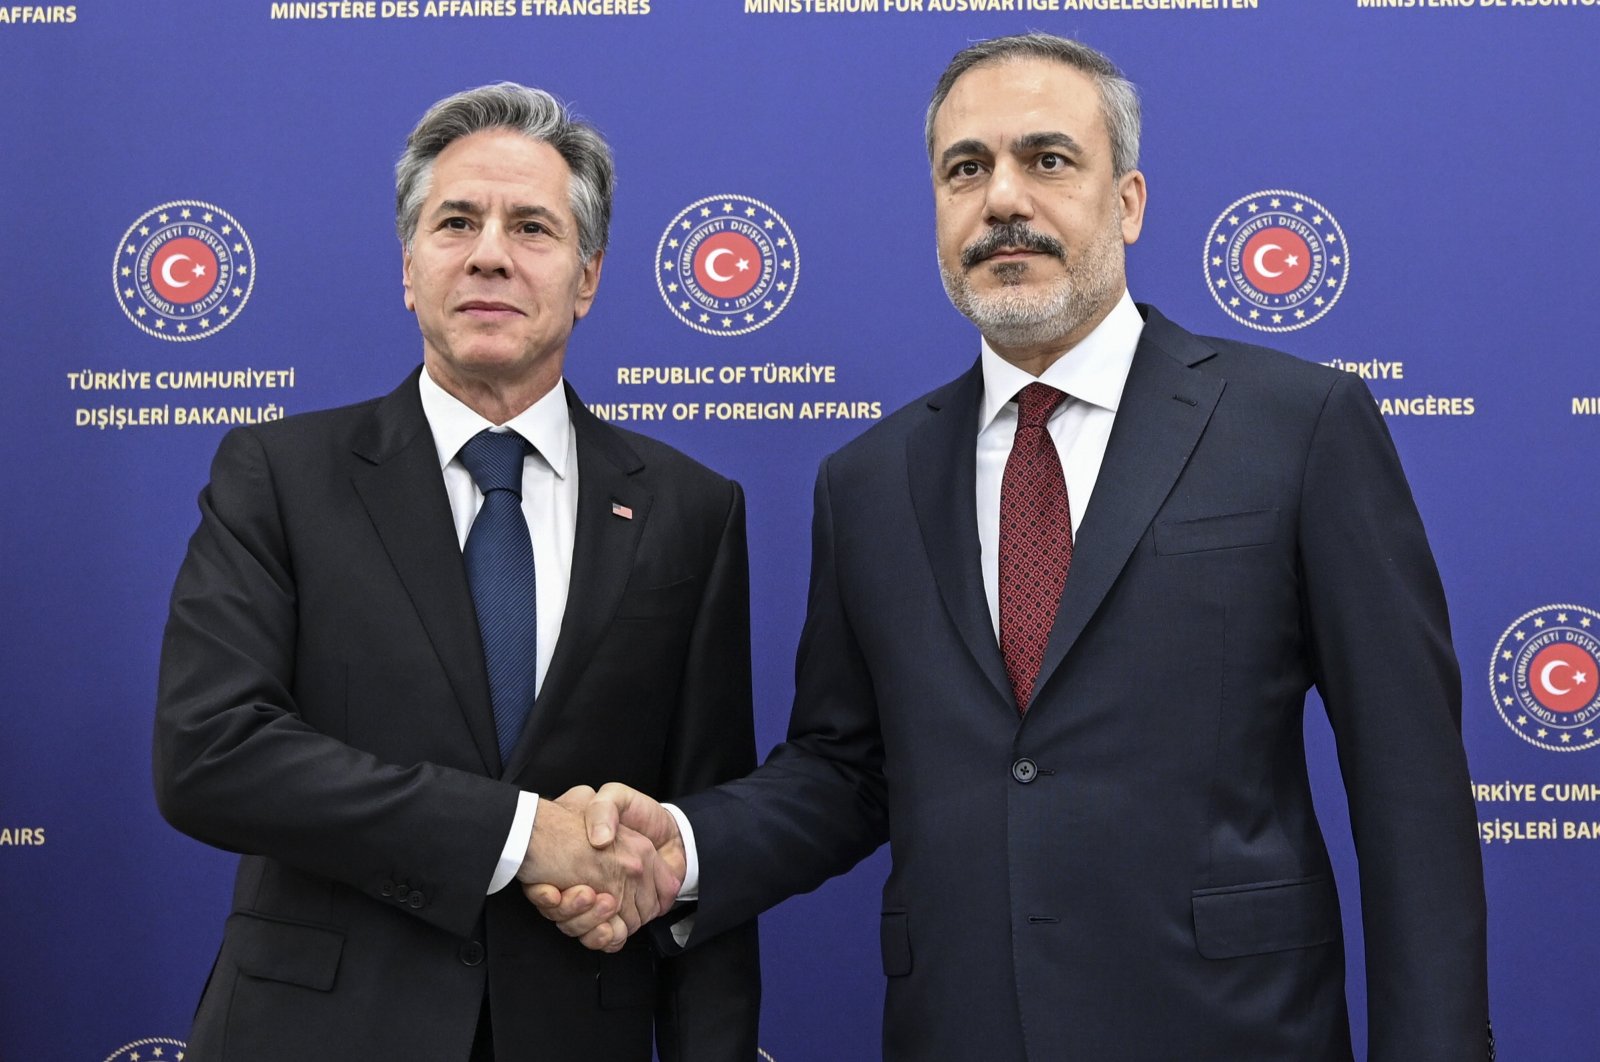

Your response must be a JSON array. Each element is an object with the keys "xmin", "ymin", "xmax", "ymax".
[
  {"xmin": 154, "ymin": 369, "xmax": 759, "ymax": 1061},
  {"xmin": 680, "ymin": 307, "xmax": 1487, "ymax": 1061}
]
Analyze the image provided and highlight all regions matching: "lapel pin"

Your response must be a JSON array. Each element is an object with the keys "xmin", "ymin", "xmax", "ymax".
[{"xmin": 611, "ymin": 501, "xmax": 634, "ymax": 520}]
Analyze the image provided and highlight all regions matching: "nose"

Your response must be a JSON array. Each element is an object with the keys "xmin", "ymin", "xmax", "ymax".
[
  {"xmin": 465, "ymin": 222, "xmax": 513, "ymax": 277},
  {"xmin": 983, "ymin": 159, "xmax": 1033, "ymax": 226}
]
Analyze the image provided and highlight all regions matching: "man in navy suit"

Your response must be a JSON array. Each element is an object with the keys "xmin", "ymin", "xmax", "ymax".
[
  {"xmin": 154, "ymin": 83, "xmax": 759, "ymax": 1061},
  {"xmin": 539, "ymin": 33, "xmax": 1488, "ymax": 1061}
]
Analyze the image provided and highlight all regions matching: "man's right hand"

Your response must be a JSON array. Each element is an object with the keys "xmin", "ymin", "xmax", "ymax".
[
  {"xmin": 516, "ymin": 785, "xmax": 680, "ymax": 951},
  {"xmin": 523, "ymin": 783, "xmax": 684, "ymax": 951}
]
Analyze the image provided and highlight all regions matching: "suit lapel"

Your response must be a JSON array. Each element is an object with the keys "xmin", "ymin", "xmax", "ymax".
[
  {"xmin": 349, "ymin": 370, "xmax": 501, "ymax": 775},
  {"xmin": 1029, "ymin": 307, "xmax": 1224, "ymax": 706},
  {"xmin": 907, "ymin": 363, "xmax": 1015, "ymax": 712},
  {"xmin": 502, "ymin": 383, "xmax": 650, "ymax": 779}
]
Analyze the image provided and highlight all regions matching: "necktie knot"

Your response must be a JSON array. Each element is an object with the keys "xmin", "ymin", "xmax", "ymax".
[
  {"xmin": 1015, "ymin": 382, "xmax": 1066, "ymax": 430},
  {"xmin": 458, "ymin": 429, "xmax": 530, "ymax": 497}
]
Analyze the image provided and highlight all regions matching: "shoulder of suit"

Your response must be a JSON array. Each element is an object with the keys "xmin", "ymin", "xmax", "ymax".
[
  {"xmin": 219, "ymin": 392, "xmax": 388, "ymax": 453},
  {"xmin": 601, "ymin": 422, "xmax": 737, "ymax": 492}
]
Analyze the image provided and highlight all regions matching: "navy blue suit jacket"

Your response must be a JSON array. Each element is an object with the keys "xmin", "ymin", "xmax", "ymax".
[{"xmin": 680, "ymin": 306, "xmax": 1487, "ymax": 1061}]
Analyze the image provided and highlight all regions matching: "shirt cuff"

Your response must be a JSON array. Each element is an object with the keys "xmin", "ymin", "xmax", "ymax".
[
  {"xmin": 487, "ymin": 791, "xmax": 539, "ymax": 894},
  {"xmin": 662, "ymin": 802, "xmax": 699, "ymax": 948},
  {"xmin": 662, "ymin": 802, "xmax": 700, "ymax": 901}
]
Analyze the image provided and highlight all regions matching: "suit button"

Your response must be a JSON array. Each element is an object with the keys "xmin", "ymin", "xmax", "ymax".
[
  {"xmin": 1012, "ymin": 758, "xmax": 1038, "ymax": 783},
  {"xmin": 380, "ymin": 882, "xmax": 395, "ymax": 897},
  {"xmin": 459, "ymin": 940, "xmax": 485, "ymax": 966},
  {"xmin": 408, "ymin": 891, "xmax": 426, "ymax": 909}
]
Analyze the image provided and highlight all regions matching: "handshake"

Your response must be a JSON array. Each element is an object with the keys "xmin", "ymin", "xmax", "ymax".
[{"xmin": 515, "ymin": 783, "xmax": 682, "ymax": 953}]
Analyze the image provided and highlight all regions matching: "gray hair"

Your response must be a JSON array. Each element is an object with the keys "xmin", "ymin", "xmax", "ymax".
[
  {"xmin": 924, "ymin": 33, "xmax": 1142, "ymax": 179},
  {"xmin": 395, "ymin": 82, "xmax": 614, "ymax": 263}
]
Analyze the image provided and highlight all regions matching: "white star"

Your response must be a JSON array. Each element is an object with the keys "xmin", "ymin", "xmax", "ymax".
[
  {"xmin": 1247, "ymin": 203, "xmax": 1259, "ymax": 213},
  {"xmin": 180, "ymin": 208, "xmax": 191, "ymax": 219},
  {"xmin": 233, "ymin": 242, "xmax": 243, "ymax": 253},
  {"xmin": 1215, "ymin": 278, "xmax": 1227, "ymax": 289},
  {"xmin": 776, "ymin": 237, "xmax": 788, "ymax": 248},
  {"xmin": 121, "ymin": 266, "xmax": 131, "ymax": 277},
  {"xmin": 1586, "ymin": 728, "xmax": 1595, "ymax": 739},
  {"xmin": 1560, "ymin": 733, "xmax": 1572, "ymax": 743},
  {"xmin": 662, "ymin": 260, "xmax": 674, "ymax": 272},
  {"xmin": 220, "ymin": 306, "xmax": 230, "ymax": 315},
  {"xmin": 780, "ymin": 259, "xmax": 791, "ymax": 269},
  {"xmin": 139, "ymin": 225, "xmax": 150, "ymax": 236},
  {"xmin": 777, "ymin": 281, "xmax": 788, "ymax": 291},
  {"xmin": 744, "ymin": 313, "xmax": 755, "ymax": 323},
  {"xmin": 154, "ymin": 319, "xmax": 166, "ymax": 329},
  {"xmin": 1537, "ymin": 728, "xmax": 1549, "ymax": 738},
  {"xmin": 1215, "ymin": 235, "xmax": 1227, "ymax": 246},
  {"xmin": 1502, "ymin": 650, "xmax": 1514, "ymax": 660},
  {"xmin": 1311, "ymin": 215, "xmax": 1322, "ymax": 225},
  {"xmin": 221, "ymin": 224, "xmax": 231, "ymax": 234},
  {"xmin": 679, "ymin": 301, "xmax": 690, "ymax": 311},
  {"xmin": 667, "ymin": 282, "xmax": 678, "ymax": 293},
  {"xmin": 763, "ymin": 300, "xmax": 775, "ymax": 310},
  {"xmin": 1293, "ymin": 202, "xmax": 1305, "ymax": 213},
  {"xmin": 1534, "ymin": 618, "xmax": 1546, "ymax": 628},
  {"xmin": 699, "ymin": 208, "xmax": 711, "ymax": 218},
  {"xmin": 1270, "ymin": 198, "xmax": 1282, "ymax": 208},
  {"xmin": 193, "ymin": 264, "xmax": 207, "ymax": 278},
  {"xmin": 1572, "ymin": 670, "xmax": 1589, "ymax": 686},
  {"xmin": 159, "ymin": 213, "xmax": 170, "ymax": 222},
  {"xmin": 668, "ymin": 238, "xmax": 679, "ymax": 249},
  {"xmin": 744, "ymin": 206, "xmax": 756, "ymax": 217},
  {"xmin": 1557, "ymin": 613, "xmax": 1569, "ymax": 623},
  {"xmin": 698, "ymin": 313, "xmax": 709, "ymax": 323},
  {"xmin": 177, "ymin": 323, "xmax": 188, "ymax": 333},
  {"xmin": 721, "ymin": 202, "xmax": 733, "ymax": 213},
  {"xmin": 1284, "ymin": 254, "xmax": 1300, "ymax": 267},
  {"xmin": 1517, "ymin": 715, "xmax": 1528, "ymax": 725},
  {"xmin": 764, "ymin": 219, "xmax": 775, "ymax": 229},
  {"xmin": 1229, "ymin": 215, "xmax": 1240, "ymax": 225},
  {"xmin": 1498, "ymin": 673, "xmax": 1509, "ymax": 684},
  {"xmin": 1504, "ymin": 696, "xmax": 1515, "ymax": 707},
  {"xmin": 1229, "ymin": 297, "xmax": 1241, "ymax": 307},
  {"xmin": 1314, "ymin": 296, "xmax": 1326, "ymax": 307},
  {"xmin": 720, "ymin": 317, "xmax": 732, "ymax": 327},
  {"xmin": 199, "ymin": 318, "xmax": 210, "ymax": 328},
  {"xmin": 125, "ymin": 243, "xmax": 136, "ymax": 255},
  {"xmin": 136, "ymin": 307, "xmax": 147, "ymax": 317},
  {"xmin": 736, "ymin": 258, "xmax": 750, "ymax": 272},
  {"xmin": 1294, "ymin": 309, "xmax": 1306, "ymax": 319},
  {"xmin": 202, "ymin": 213, "xmax": 213, "ymax": 223},
  {"xmin": 124, "ymin": 288, "xmax": 134, "ymax": 298},
  {"xmin": 1271, "ymin": 313, "xmax": 1283, "ymax": 324},
  {"xmin": 1249, "ymin": 310, "xmax": 1260, "ymax": 320},
  {"xmin": 1514, "ymin": 631, "xmax": 1527, "ymax": 641},
  {"xmin": 1211, "ymin": 256, "xmax": 1222, "ymax": 267},
  {"xmin": 681, "ymin": 220, "xmax": 691, "ymax": 230}
]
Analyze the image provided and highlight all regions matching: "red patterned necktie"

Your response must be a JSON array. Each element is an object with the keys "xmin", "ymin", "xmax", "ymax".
[{"xmin": 999, "ymin": 382, "xmax": 1073, "ymax": 715}]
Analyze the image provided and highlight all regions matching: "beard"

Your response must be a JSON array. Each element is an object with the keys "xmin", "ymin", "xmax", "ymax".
[{"xmin": 939, "ymin": 213, "xmax": 1126, "ymax": 350}]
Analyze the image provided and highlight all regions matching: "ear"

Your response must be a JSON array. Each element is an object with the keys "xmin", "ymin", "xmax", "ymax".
[
  {"xmin": 401, "ymin": 244, "xmax": 416, "ymax": 312},
  {"xmin": 1117, "ymin": 169, "xmax": 1147, "ymax": 245},
  {"xmin": 572, "ymin": 249, "xmax": 604, "ymax": 322}
]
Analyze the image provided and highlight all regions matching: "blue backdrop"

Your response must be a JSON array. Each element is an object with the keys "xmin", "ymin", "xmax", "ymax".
[{"xmin": 3, "ymin": 2, "xmax": 1597, "ymax": 1059}]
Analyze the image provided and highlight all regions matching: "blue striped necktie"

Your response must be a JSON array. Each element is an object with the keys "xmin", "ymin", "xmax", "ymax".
[{"xmin": 458, "ymin": 428, "xmax": 538, "ymax": 761}]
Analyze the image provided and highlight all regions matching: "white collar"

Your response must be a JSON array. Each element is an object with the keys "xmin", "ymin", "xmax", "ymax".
[
  {"xmin": 417, "ymin": 367, "xmax": 572, "ymax": 479},
  {"xmin": 978, "ymin": 289, "xmax": 1143, "ymax": 433}
]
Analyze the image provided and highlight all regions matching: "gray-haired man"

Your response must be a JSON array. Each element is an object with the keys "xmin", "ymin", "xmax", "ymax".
[{"xmin": 155, "ymin": 83, "xmax": 759, "ymax": 1062}]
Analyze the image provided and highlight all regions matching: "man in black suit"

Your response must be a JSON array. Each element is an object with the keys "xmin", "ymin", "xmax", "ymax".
[
  {"xmin": 154, "ymin": 83, "xmax": 759, "ymax": 1061},
  {"xmin": 539, "ymin": 34, "xmax": 1489, "ymax": 1061}
]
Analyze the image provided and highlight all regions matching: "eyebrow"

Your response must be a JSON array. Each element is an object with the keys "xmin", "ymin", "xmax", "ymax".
[
  {"xmin": 431, "ymin": 199, "xmax": 566, "ymax": 231},
  {"xmin": 938, "ymin": 131, "xmax": 1087, "ymax": 170}
]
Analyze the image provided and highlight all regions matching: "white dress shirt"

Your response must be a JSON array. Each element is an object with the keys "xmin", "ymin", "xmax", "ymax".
[
  {"xmin": 670, "ymin": 291, "xmax": 1145, "ymax": 914},
  {"xmin": 975, "ymin": 290, "xmax": 1143, "ymax": 635},
  {"xmin": 417, "ymin": 367, "xmax": 579, "ymax": 894}
]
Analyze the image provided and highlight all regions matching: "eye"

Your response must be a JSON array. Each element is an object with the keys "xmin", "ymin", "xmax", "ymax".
[
  {"xmin": 441, "ymin": 216, "xmax": 471, "ymax": 231},
  {"xmin": 949, "ymin": 160, "xmax": 985, "ymax": 180},
  {"xmin": 1037, "ymin": 152, "xmax": 1069, "ymax": 172},
  {"xmin": 520, "ymin": 220, "xmax": 549, "ymax": 236}
]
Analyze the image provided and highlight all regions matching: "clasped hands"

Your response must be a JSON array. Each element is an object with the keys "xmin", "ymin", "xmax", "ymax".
[{"xmin": 516, "ymin": 783, "xmax": 680, "ymax": 953}]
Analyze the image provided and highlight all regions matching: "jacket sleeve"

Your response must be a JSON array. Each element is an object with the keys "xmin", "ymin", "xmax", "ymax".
[
  {"xmin": 1298, "ymin": 373, "xmax": 1490, "ymax": 1060},
  {"xmin": 153, "ymin": 425, "xmax": 519, "ymax": 938},
  {"xmin": 677, "ymin": 456, "xmax": 891, "ymax": 943},
  {"xmin": 651, "ymin": 480, "xmax": 762, "ymax": 1062}
]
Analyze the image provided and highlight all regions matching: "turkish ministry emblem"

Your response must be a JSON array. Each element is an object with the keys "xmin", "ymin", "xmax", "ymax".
[
  {"xmin": 1203, "ymin": 190, "xmax": 1346, "ymax": 332},
  {"xmin": 115, "ymin": 200, "xmax": 255, "ymax": 341},
  {"xmin": 656, "ymin": 194, "xmax": 797, "ymax": 336},
  {"xmin": 101, "ymin": 1037, "xmax": 187, "ymax": 1062},
  {"xmin": 1490, "ymin": 604, "xmax": 1600, "ymax": 752}
]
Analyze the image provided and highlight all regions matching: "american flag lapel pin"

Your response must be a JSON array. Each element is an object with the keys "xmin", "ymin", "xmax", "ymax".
[{"xmin": 611, "ymin": 500, "xmax": 634, "ymax": 520}]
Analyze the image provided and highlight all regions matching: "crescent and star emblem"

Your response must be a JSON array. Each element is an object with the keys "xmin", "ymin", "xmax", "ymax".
[{"xmin": 1539, "ymin": 660, "xmax": 1589, "ymax": 697}]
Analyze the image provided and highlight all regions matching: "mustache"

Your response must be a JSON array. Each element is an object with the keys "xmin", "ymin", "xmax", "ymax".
[{"xmin": 961, "ymin": 223, "xmax": 1066, "ymax": 269}]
